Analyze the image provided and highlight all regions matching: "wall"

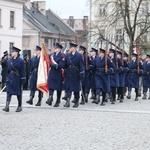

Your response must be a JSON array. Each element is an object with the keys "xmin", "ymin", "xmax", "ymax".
[{"xmin": 0, "ymin": 0, "xmax": 25, "ymax": 57}]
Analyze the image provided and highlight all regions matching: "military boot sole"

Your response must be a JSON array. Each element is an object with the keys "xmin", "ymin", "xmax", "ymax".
[
  {"xmin": 26, "ymin": 101, "xmax": 33, "ymax": 105},
  {"xmin": 53, "ymin": 103, "xmax": 59, "ymax": 107},
  {"xmin": 35, "ymin": 103, "xmax": 41, "ymax": 106},
  {"xmin": 73, "ymin": 104, "xmax": 79, "ymax": 108},
  {"xmin": 126, "ymin": 96, "xmax": 131, "ymax": 99},
  {"xmin": 80, "ymin": 101, "xmax": 85, "ymax": 105},
  {"xmin": 15, "ymin": 107, "xmax": 22, "ymax": 112},
  {"xmin": 100, "ymin": 103, "xmax": 105, "ymax": 106},
  {"xmin": 3, "ymin": 108, "xmax": 9, "ymax": 112}
]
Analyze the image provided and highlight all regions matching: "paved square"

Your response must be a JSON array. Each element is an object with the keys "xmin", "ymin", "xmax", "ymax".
[{"xmin": 0, "ymin": 91, "xmax": 150, "ymax": 150}]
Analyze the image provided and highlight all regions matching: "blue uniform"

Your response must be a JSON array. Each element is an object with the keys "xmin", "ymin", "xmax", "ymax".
[
  {"xmin": 87, "ymin": 56, "xmax": 97, "ymax": 90},
  {"xmin": 118, "ymin": 58, "xmax": 125, "ymax": 87},
  {"xmin": 48, "ymin": 52, "xmax": 66, "ymax": 91},
  {"xmin": 142, "ymin": 61, "xmax": 150, "ymax": 88},
  {"xmin": 29, "ymin": 56, "xmax": 40, "ymax": 90},
  {"xmin": 126, "ymin": 60, "xmax": 143, "ymax": 89},
  {"xmin": 109, "ymin": 57, "xmax": 119, "ymax": 87},
  {"xmin": 65, "ymin": 51, "xmax": 85, "ymax": 92},
  {"xmin": 94, "ymin": 57, "xmax": 115, "ymax": 93},
  {"xmin": 6, "ymin": 57, "xmax": 26, "ymax": 95}
]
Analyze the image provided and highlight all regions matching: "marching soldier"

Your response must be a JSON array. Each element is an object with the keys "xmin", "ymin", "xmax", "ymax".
[
  {"xmin": 3, "ymin": 47, "xmax": 26, "ymax": 112},
  {"xmin": 142, "ymin": 54, "xmax": 150, "ymax": 100},
  {"xmin": 116, "ymin": 51, "xmax": 124, "ymax": 103},
  {"xmin": 141, "ymin": 53, "xmax": 147, "ymax": 99},
  {"xmin": 46, "ymin": 43, "xmax": 66, "ymax": 107},
  {"xmin": 109, "ymin": 49, "xmax": 119, "ymax": 104},
  {"xmin": 123, "ymin": 53, "xmax": 129, "ymax": 96},
  {"xmin": 126, "ymin": 53, "xmax": 143, "ymax": 101},
  {"xmin": 78, "ymin": 45, "xmax": 87, "ymax": 105},
  {"xmin": 26, "ymin": 46, "xmax": 43, "ymax": 106},
  {"xmin": 93, "ymin": 48, "xmax": 115, "ymax": 106},
  {"xmin": 1, "ymin": 51, "xmax": 8, "ymax": 91},
  {"xmin": 85, "ymin": 48, "xmax": 98, "ymax": 103},
  {"xmin": 64, "ymin": 43, "xmax": 85, "ymax": 108}
]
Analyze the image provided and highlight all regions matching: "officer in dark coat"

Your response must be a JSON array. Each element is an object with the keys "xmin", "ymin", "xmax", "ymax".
[
  {"xmin": 93, "ymin": 48, "xmax": 115, "ymax": 106},
  {"xmin": 85, "ymin": 48, "xmax": 98, "ymax": 103},
  {"xmin": 142, "ymin": 54, "xmax": 150, "ymax": 99},
  {"xmin": 46, "ymin": 43, "xmax": 66, "ymax": 107},
  {"xmin": 116, "ymin": 51, "xmax": 125, "ymax": 103},
  {"xmin": 3, "ymin": 47, "xmax": 26, "ymax": 112},
  {"xmin": 109, "ymin": 49, "xmax": 119, "ymax": 104},
  {"xmin": 26, "ymin": 46, "xmax": 43, "ymax": 106},
  {"xmin": 1, "ymin": 51, "xmax": 8, "ymax": 91},
  {"xmin": 126, "ymin": 53, "xmax": 143, "ymax": 101},
  {"xmin": 78, "ymin": 45, "xmax": 87, "ymax": 105},
  {"xmin": 64, "ymin": 43, "xmax": 85, "ymax": 108}
]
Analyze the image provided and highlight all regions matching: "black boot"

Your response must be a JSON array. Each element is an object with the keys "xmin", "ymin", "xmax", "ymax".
[
  {"xmin": 135, "ymin": 97, "xmax": 138, "ymax": 101},
  {"xmin": 62, "ymin": 93, "xmax": 67, "ymax": 100},
  {"xmin": 85, "ymin": 94, "xmax": 88, "ymax": 103},
  {"xmin": 135, "ymin": 89, "xmax": 139, "ymax": 101},
  {"xmin": 126, "ymin": 91, "xmax": 131, "ymax": 99},
  {"xmin": 16, "ymin": 107, "xmax": 22, "ymax": 112},
  {"xmin": 73, "ymin": 99, "xmax": 79, "ymax": 108},
  {"xmin": 142, "ymin": 92, "xmax": 147, "ymax": 99},
  {"xmin": 72, "ymin": 98, "xmax": 76, "ymax": 103},
  {"xmin": 120, "ymin": 99, "xmax": 123, "ymax": 103},
  {"xmin": 92, "ymin": 95, "xmax": 100, "ymax": 104},
  {"xmin": 64, "ymin": 98, "xmax": 70, "ymax": 107},
  {"xmin": 26, "ymin": 96, "xmax": 33, "ymax": 105},
  {"xmin": 46, "ymin": 95, "xmax": 53, "ymax": 106},
  {"xmin": 100, "ymin": 98, "xmax": 105, "ymax": 106},
  {"xmin": 80, "ymin": 95, "xmax": 85, "ymax": 105},
  {"xmin": 54, "ymin": 91, "xmax": 61, "ymax": 107},
  {"xmin": 117, "ymin": 95, "xmax": 121, "ymax": 100},
  {"xmin": 3, "ymin": 101, "xmax": 10, "ymax": 112},
  {"xmin": 35, "ymin": 98, "xmax": 42, "ymax": 106}
]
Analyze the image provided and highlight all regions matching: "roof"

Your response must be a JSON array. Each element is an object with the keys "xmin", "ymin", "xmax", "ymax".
[
  {"xmin": 23, "ymin": 5, "xmax": 77, "ymax": 37},
  {"xmin": 46, "ymin": 9, "xmax": 77, "ymax": 37}
]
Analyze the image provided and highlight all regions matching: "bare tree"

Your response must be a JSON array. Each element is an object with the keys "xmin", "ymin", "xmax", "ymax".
[{"xmin": 89, "ymin": 0, "xmax": 150, "ymax": 55}]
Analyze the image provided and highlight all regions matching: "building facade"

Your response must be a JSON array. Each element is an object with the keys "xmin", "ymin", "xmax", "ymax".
[
  {"xmin": 23, "ymin": 1, "xmax": 77, "ymax": 55},
  {"xmin": 63, "ymin": 16, "xmax": 88, "ymax": 46},
  {"xmin": 0, "ymin": 0, "xmax": 28, "ymax": 57}
]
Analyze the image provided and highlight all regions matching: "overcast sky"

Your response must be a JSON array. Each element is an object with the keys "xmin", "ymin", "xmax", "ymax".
[{"xmin": 34, "ymin": 0, "xmax": 88, "ymax": 19}]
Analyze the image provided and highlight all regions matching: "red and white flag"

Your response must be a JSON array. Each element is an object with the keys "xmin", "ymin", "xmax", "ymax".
[{"xmin": 37, "ymin": 43, "xmax": 50, "ymax": 95}]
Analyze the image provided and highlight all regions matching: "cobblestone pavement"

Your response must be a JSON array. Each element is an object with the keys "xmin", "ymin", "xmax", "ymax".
[{"xmin": 0, "ymin": 91, "xmax": 150, "ymax": 150}]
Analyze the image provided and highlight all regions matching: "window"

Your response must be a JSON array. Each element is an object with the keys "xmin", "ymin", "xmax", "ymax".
[
  {"xmin": 99, "ymin": 4, "xmax": 106, "ymax": 16},
  {"xmin": 10, "ymin": 11, "xmax": 15, "ymax": 28},
  {"xmin": 143, "ymin": 34, "xmax": 148, "ymax": 42},
  {"xmin": 115, "ymin": 29, "xmax": 122, "ymax": 42},
  {"xmin": 9, "ymin": 42, "xmax": 14, "ymax": 53},
  {"xmin": 139, "ymin": 1, "xmax": 148, "ymax": 15}
]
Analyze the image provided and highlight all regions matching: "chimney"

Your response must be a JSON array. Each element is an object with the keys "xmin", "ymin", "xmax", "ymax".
[
  {"xmin": 33, "ymin": 1, "xmax": 46, "ymax": 16},
  {"xmin": 24, "ymin": 1, "xmax": 32, "ymax": 9}
]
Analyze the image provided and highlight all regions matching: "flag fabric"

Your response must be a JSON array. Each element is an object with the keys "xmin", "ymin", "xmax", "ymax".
[{"xmin": 37, "ymin": 43, "xmax": 50, "ymax": 95}]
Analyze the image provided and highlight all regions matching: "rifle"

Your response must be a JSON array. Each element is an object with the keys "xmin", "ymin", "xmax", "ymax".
[
  {"xmin": 85, "ymin": 38, "xmax": 88, "ymax": 71},
  {"xmin": 105, "ymin": 39, "xmax": 108, "ymax": 72},
  {"xmin": 122, "ymin": 33, "xmax": 125, "ymax": 66},
  {"xmin": 137, "ymin": 45, "xmax": 140, "ymax": 73},
  {"xmin": 115, "ymin": 40, "xmax": 118, "ymax": 69}
]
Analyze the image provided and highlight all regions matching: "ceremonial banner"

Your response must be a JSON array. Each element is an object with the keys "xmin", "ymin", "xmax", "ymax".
[{"xmin": 37, "ymin": 43, "xmax": 50, "ymax": 95}]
